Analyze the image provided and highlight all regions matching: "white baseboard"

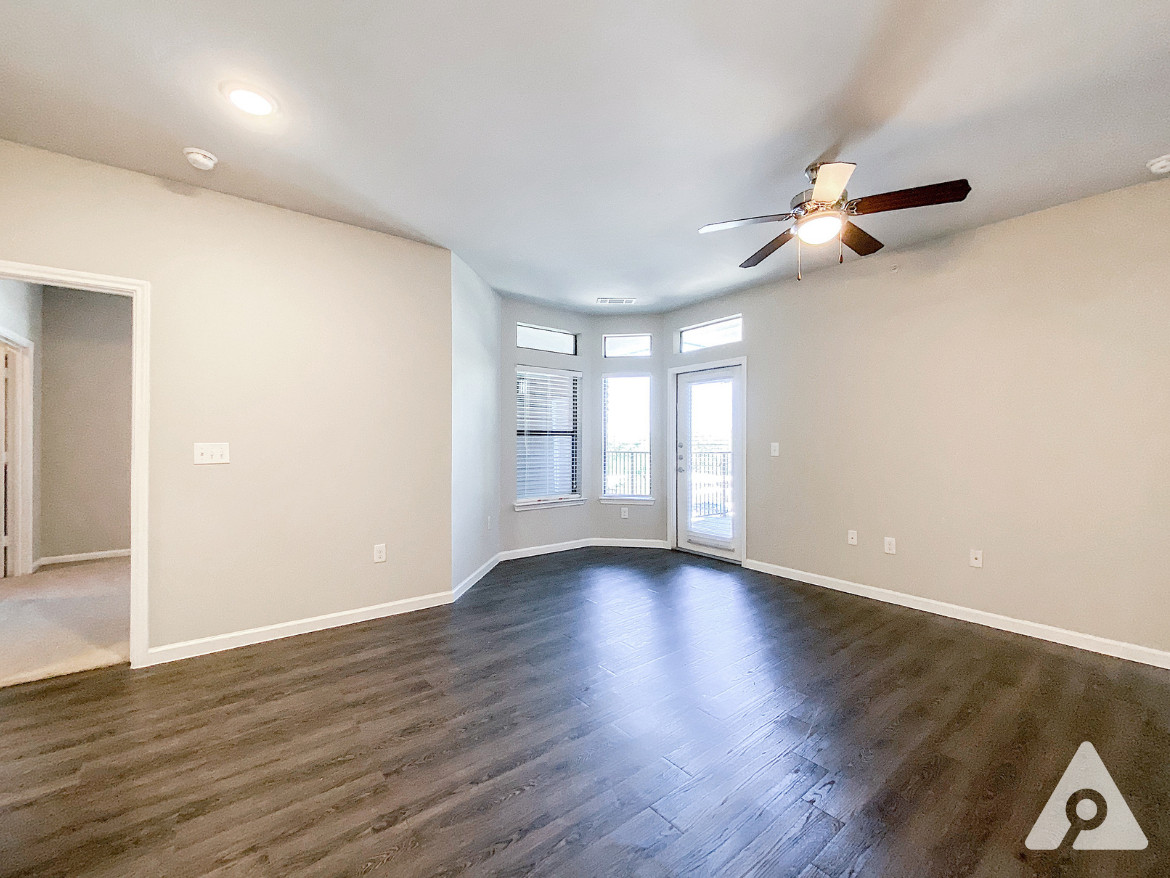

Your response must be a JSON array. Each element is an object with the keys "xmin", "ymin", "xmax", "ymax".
[
  {"xmin": 453, "ymin": 539, "xmax": 671, "ymax": 600},
  {"xmin": 498, "ymin": 538, "xmax": 592, "ymax": 561},
  {"xmin": 743, "ymin": 559, "xmax": 1170, "ymax": 671},
  {"xmin": 590, "ymin": 538, "xmax": 671, "ymax": 549},
  {"xmin": 142, "ymin": 590, "xmax": 453, "ymax": 667},
  {"xmin": 37, "ymin": 548, "xmax": 131, "ymax": 569},
  {"xmin": 497, "ymin": 537, "xmax": 669, "ymax": 563},
  {"xmin": 454, "ymin": 554, "xmax": 500, "ymax": 600},
  {"xmin": 145, "ymin": 540, "xmax": 669, "ymax": 669}
]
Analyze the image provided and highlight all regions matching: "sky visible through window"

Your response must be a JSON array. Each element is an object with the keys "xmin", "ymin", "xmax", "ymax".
[
  {"xmin": 605, "ymin": 376, "xmax": 650, "ymax": 451},
  {"xmin": 604, "ymin": 375, "xmax": 651, "ymax": 496}
]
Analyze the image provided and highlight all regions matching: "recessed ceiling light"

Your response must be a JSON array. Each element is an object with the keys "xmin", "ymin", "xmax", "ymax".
[
  {"xmin": 183, "ymin": 147, "xmax": 218, "ymax": 171},
  {"xmin": 1147, "ymin": 154, "xmax": 1170, "ymax": 175},
  {"xmin": 795, "ymin": 213, "xmax": 843, "ymax": 245},
  {"xmin": 225, "ymin": 86, "xmax": 276, "ymax": 116}
]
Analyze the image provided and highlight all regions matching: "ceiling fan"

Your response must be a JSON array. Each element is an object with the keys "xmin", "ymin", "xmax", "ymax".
[{"xmin": 700, "ymin": 163, "xmax": 971, "ymax": 279}]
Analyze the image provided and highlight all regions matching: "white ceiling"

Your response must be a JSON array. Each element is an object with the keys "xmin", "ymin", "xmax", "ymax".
[{"xmin": 1, "ymin": 1, "xmax": 1167, "ymax": 312}]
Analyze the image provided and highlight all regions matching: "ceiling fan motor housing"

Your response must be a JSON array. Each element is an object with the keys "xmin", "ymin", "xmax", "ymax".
[{"xmin": 790, "ymin": 188, "xmax": 847, "ymax": 212}]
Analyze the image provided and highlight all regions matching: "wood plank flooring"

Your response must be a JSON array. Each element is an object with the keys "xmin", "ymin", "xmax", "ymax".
[{"xmin": 2, "ymin": 547, "xmax": 1169, "ymax": 877}]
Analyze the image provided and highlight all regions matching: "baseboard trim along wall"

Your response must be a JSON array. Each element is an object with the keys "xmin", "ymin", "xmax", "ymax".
[
  {"xmin": 454, "ymin": 554, "xmax": 500, "ymax": 600},
  {"xmin": 743, "ymin": 558, "xmax": 1170, "ymax": 671},
  {"xmin": 36, "ymin": 548, "xmax": 131, "ymax": 570},
  {"xmin": 455, "ymin": 538, "xmax": 671, "ymax": 599},
  {"xmin": 144, "ymin": 590, "xmax": 454, "ymax": 667},
  {"xmin": 498, "ymin": 538, "xmax": 670, "ymax": 562},
  {"xmin": 149, "ymin": 540, "xmax": 671, "ymax": 668}
]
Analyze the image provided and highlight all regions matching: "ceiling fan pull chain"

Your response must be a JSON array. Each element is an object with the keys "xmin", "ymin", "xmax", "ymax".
[
  {"xmin": 839, "ymin": 229, "xmax": 844, "ymax": 264},
  {"xmin": 797, "ymin": 236, "xmax": 802, "ymax": 281}
]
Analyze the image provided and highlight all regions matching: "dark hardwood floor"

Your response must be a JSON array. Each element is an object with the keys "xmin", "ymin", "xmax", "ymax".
[{"xmin": 2, "ymin": 548, "xmax": 1169, "ymax": 877}]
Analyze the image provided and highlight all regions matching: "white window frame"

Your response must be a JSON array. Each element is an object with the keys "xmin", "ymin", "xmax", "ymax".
[
  {"xmin": 679, "ymin": 314, "xmax": 743, "ymax": 353},
  {"xmin": 600, "ymin": 372, "xmax": 653, "ymax": 503},
  {"xmin": 602, "ymin": 333, "xmax": 653, "ymax": 358},
  {"xmin": 514, "ymin": 364, "xmax": 584, "ymax": 510},
  {"xmin": 516, "ymin": 322, "xmax": 578, "ymax": 356}
]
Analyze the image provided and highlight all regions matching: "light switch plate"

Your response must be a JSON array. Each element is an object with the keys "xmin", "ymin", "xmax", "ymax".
[
  {"xmin": 193, "ymin": 442, "xmax": 229, "ymax": 464},
  {"xmin": 884, "ymin": 536, "xmax": 896, "ymax": 555},
  {"xmin": 770, "ymin": 442, "xmax": 780, "ymax": 457},
  {"xmin": 970, "ymin": 549, "xmax": 983, "ymax": 568}
]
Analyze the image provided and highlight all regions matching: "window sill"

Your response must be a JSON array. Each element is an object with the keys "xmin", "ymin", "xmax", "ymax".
[
  {"xmin": 599, "ymin": 497, "xmax": 655, "ymax": 505},
  {"xmin": 514, "ymin": 498, "xmax": 587, "ymax": 511}
]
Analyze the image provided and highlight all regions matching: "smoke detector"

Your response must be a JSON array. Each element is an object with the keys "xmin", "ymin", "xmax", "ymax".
[
  {"xmin": 183, "ymin": 148, "xmax": 218, "ymax": 171},
  {"xmin": 1147, "ymin": 154, "xmax": 1170, "ymax": 175},
  {"xmin": 597, "ymin": 297, "xmax": 636, "ymax": 305}
]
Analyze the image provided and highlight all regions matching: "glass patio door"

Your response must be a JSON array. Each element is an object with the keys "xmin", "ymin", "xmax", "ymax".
[{"xmin": 675, "ymin": 365, "xmax": 743, "ymax": 561}]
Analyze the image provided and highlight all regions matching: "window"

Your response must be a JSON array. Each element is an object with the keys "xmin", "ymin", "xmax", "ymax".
[
  {"xmin": 602, "ymin": 375, "xmax": 651, "ymax": 498},
  {"xmin": 517, "ymin": 323, "xmax": 577, "ymax": 356},
  {"xmin": 516, "ymin": 367, "xmax": 581, "ymax": 505},
  {"xmin": 680, "ymin": 314, "xmax": 743, "ymax": 352},
  {"xmin": 603, "ymin": 333, "xmax": 652, "ymax": 358}
]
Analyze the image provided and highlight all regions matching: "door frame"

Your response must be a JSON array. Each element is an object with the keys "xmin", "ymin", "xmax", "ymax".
[
  {"xmin": 0, "ymin": 328, "xmax": 34, "ymax": 579},
  {"xmin": 667, "ymin": 356, "xmax": 747, "ymax": 563},
  {"xmin": 0, "ymin": 259, "xmax": 151, "ymax": 667}
]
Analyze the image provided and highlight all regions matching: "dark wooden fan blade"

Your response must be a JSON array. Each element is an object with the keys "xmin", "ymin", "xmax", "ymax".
[
  {"xmin": 848, "ymin": 179, "xmax": 971, "ymax": 216},
  {"xmin": 841, "ymin": 221, "xmax": 884, "ymax": 256},
  {"xmin": 699, "ymin": 212, "xmax": 794, "ymax": 234},
  {"xmin": 740, "ymin": 228, "xmax": 794, "ymax": 268}
]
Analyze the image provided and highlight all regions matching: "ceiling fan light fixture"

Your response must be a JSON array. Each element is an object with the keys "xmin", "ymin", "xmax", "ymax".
[{"xmin": 795, "ymin": 213, "xmax": 843, "ymax": 245}]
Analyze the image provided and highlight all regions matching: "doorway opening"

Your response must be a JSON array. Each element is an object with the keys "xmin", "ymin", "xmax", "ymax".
[
  {"xmin": 671, "ymin": 360, "xmax": 746, "ymax": 562},
  {"xmin": 0, "ymin": 261, "xmax": 149, "ymax": 685}
]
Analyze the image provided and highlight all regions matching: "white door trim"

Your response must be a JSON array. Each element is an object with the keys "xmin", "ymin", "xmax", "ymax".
[
  {"xmin": 0, "ymin": 259, "xmax": 151, "ymax": 668},
  {"xmin": 667, "ymin": 356, "xmax": 747, "ymax": 563},
  {"xmin": 0, "ymin": 328, "xmax": 34, "ymax": 578}
]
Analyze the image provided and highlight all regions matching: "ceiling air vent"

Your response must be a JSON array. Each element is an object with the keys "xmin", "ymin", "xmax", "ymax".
[{"xmin": 596, "ymin": 297, "xmax": 636, "ymax": 305}]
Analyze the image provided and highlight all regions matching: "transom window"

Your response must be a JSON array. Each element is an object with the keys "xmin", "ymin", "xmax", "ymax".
[
  {"xmin": 603, "ymin": 333, "xmax": 652, "ymax": 358},
  {"xmin": 679, "ymin": 315, "xmax": 742, "ymax": 352},
  {"xmin": 516, "ymin": 323, "xmax": 577, "ymax": 356}
]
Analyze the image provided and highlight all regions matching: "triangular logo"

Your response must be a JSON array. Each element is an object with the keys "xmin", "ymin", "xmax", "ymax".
[{"xmin": 1025, "ymin": 742, "xmax": 1147, "ymax": 850}]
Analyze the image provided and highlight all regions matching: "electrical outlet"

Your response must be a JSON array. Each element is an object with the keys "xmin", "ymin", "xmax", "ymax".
[
  {"xmin": 193, "ymin": 442, "xmax": 229, "ymax": 464},
  {"xmin": 620, "ymin": 507, "xmax": 629, "ymax": 519},
  {"xmin": 374, "ymin": 543, "xmax": 386, "ymax": 563},
  {"xmin": 770, "ymin": 442, "xmax": 780, "ymax": 457},
  {"xmin": 884, "ymin": 536, "xmax": 896, "ymax": 555},
  {"xmin": 970, "ymin": 549, "xmax": 983, "ymax": 568},
  {"xmin": 848, "ymin": 530, "xmax": 857, "ymax": 546}
]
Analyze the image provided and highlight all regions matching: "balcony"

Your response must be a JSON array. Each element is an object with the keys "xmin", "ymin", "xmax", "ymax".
[
  {"xmin": 603, "ymin": 450, "xmax": 650, "ymax": 498},
  {"xmin": 688, "ymin": 450, "xmax": 732, "ymax": 540}
]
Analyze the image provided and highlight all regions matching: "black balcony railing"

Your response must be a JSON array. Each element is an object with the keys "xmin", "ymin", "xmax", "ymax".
[
  {"xmin": 604, "ymin": 450, "xmax": 650, "ymax": 497},
  {"xmin": 690, "ymin": 451, "xmax": 732, "ymax": 517}
]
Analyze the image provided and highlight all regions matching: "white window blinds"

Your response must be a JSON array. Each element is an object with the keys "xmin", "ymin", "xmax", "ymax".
[{"xmin": 516, "ymin": 367, "xmax": 581, "ymax": 504}]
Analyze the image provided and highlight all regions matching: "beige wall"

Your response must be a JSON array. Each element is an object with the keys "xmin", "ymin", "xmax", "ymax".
[
  {"xmin": 451, "ymin": 255, "xmax": 501, "ymax": 588},
  {"xmin": 0, "ymin": 140, "xmax": 453, "ymax": 648},
  {"xmin": 664, "ymin": 178, "xmax": 1170, "ymax": 652},
  {"xmin": 39, "ymin": 286, "xmax": 132, "ymax": 558}
]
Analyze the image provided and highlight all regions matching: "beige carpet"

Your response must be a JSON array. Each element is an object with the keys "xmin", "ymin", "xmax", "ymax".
[{"xmin": 0, "ymin": 557, "xmax": 130, "ymax": 687}]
